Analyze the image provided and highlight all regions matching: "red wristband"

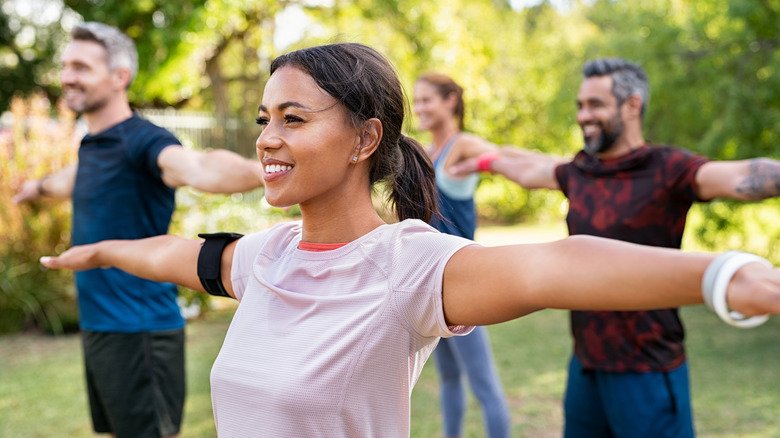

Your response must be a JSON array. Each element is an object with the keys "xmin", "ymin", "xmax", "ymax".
[{"xmin": 476, "ymin": 153, "xmax": 498, "ymax": 172}]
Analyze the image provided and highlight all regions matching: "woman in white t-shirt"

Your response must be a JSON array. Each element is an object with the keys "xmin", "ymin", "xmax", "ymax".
[{"xmin": 42, "ymin": 43, "xmax": 780, "ymax": 437}]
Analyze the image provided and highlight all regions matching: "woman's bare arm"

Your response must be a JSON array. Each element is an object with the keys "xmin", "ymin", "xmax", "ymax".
[
  {"xmin": 442, "ymin": 235, "xmax": 780, "ymax": 326},
  {"xmin": 41, "ymin": 236, "xmax": 239, "ymax": 299}
]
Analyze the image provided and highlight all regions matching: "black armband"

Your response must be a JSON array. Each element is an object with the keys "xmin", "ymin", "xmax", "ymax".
[{"xmin": 197, "ymin": 232, "xmax": 244, "ymax": 297}]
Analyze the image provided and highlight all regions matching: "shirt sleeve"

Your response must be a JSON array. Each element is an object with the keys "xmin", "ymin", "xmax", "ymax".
[
  {"xmin": 229, "ymin": 231, "xmax": 270, "ymax": 301},
  {"xmin": 126, "ymin": 121, "xmax": 181, "ymax": 179},
  {"xmin": 554, "ymin": 162, "xmax": 571, "ymax": 196},
  {"xmin": 664, "ymin": 147, "xmax": 709, "ymax": 202},
  {"xmin": 389, "ymin": 221, "xmax": 476, "ymax": 339}
]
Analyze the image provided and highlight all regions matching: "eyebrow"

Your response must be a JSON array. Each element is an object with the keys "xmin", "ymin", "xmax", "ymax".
[{"xmin": 257, "ymin": 101, "xmax": 311, "ymax": 113}]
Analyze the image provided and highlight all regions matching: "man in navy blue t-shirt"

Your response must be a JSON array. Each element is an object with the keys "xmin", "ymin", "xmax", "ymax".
[{"xmin": 14, "ymin": 22, "xmax": 262, "ymax": 438}]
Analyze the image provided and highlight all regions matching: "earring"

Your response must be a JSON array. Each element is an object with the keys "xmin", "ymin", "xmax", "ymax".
[{"xmin": 351, "ymin": 156, "xmax": 358, "ymax": 163}]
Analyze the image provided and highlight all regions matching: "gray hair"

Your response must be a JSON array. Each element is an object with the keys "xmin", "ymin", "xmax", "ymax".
[
  {"xmin": 71, "ymin": 22, "xmax": 138, "ymax": 87},
  {"xmin": 583, "ymin": 58, "xmax": 648, "ymax": 118}
]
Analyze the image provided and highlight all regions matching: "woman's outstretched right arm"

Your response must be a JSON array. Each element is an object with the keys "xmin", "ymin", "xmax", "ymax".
[{"xmin": 40, "ymin": 236, "xmax": 238, "ymax": 299}]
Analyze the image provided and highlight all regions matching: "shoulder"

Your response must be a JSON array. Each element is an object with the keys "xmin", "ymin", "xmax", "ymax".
[
  {"xmin": 236, "ymin": 221, "xmax": 301, "ymax": 258},
  {"xmin": 124, "ymin": 114, "xmax": 180, "ymax": 145},
  {"xmin": 381, "ymin": 220, "xmax": 474, "ymax": 279},
  {"xmin": 649, "ymin": 144, "xmax": 709, "ymax": 167},
  {"xmin": 453, "ymin": 133, "xmax": 490, "ymax": 151}
]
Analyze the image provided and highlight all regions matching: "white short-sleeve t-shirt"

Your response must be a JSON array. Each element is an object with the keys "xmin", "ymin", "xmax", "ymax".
[{"xmin": 210, "ymin": 219, "xmax": 474, "ymax": 437}]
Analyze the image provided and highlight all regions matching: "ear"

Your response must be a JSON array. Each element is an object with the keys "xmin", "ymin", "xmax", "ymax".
[
  {"xmin": 444, "ymin": 91, "xmax": 459, "ymax": 111},
  {"xmin": 111, "ymin": 67, "xmax": 133, "ymax": 91},
  {"xmin": 350, "ymin": 118, "xmax": 382, "ymax": 164},
  {"xmin": 623, "ymin": 94, "xmax": 643, "ymax": 120}
]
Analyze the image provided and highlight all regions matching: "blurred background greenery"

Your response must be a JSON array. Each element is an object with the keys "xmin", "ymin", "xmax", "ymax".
[{"xmin": 1, "ymin": 0, "xmax": 778, "ymax": 331}]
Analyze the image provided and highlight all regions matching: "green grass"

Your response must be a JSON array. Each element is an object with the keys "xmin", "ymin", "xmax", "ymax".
[{"xmin": 1, "ymin": 223, "xmax": 778, "ymax": 437}]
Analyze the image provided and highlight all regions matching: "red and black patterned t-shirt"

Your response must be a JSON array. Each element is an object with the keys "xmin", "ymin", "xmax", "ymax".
[{"xmin": 554, "ymin": 145, "xmax": 709, "ymax": 372}]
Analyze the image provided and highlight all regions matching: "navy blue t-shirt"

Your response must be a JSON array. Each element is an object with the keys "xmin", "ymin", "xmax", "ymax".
[{"xmin": 72, "ymin": 114, "xmax": 184, "ymax": 332}]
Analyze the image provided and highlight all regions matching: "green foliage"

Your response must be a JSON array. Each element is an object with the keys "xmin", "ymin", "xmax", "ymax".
[
  {"xmin": 475, "ymin": 175, "xmax": 567, "ymax": 224},
  {"xmin": 0, "ymin": 0, "xmax": 66, "ymax": 110},
  {"xmin": 685, "ymin": 201, "xmax": 780, "ymax": 264},
  {"xmin": 0, "ymin": 95, "xmax": 79, "ymax": 334}
]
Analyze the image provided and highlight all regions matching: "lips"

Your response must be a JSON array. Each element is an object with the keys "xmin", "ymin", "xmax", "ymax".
[
  {"xmin": 582, "ymin": 124, "xmax": 601, "ymax": 137},
  {"xmin": 261, "ymin": 158, "xmax": 293, "ymax": 182},
  {"xmin": 264, "ymin": 164, "xmax": 292, "ymax": 174}
]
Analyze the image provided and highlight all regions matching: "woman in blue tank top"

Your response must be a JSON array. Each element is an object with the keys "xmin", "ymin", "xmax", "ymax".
[{"xmin": 414, "ymin": 73, "xmax": 510, "ymax": 438}]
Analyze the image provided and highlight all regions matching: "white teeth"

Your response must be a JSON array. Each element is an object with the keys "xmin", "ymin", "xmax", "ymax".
[
  {"xmin": 264, "ymin": 164, "xmax": 292, "ymax": 174},
  {"xmin": 583, "ymin": 125, "xmax": 599, "ymax": 136}
]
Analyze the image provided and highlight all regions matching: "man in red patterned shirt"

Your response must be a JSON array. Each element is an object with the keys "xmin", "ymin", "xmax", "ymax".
[{"xmin": 453, "ymin": 58, "xmax": 780, "ymax": 437}]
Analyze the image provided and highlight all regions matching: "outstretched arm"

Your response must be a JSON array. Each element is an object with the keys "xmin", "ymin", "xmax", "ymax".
[
  {"xmin": 158, "ymin": 146, "xmax": 263, "ymax": 193},
  {"xmin": 40, "ymin": 236, "xmax": 239, "ymax": 299},
  {"xmin": 696, "ymin": 158, "xmax": 780, "ymax": 201},
  {"xmin": 450, "ymin": 146, "xmax": 566, "ymax": 190},
  {"xmin": 442, "ymin": 235, "xmax": 780, "ymax": 326},
  {"xmin": 13, "ymin": 164, "xmax": 78, "ymax": 203}
]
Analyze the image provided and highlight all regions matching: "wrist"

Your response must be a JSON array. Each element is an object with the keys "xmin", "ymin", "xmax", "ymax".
[
  {"xmin": 37, "ymin": 176, "xmax": 49, "ymax": 197},
  {"xmin": 701, "ymin": 251, "xmax": 771, "ymax": 328},
  {"xmin": 477, "ymin": 152, "xmax": 499, "ymax": 172}
]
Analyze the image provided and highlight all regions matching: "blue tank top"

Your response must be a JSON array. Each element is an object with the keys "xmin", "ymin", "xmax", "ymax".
[{"xmin": 429, "ymin": 135, "xmax": 479, "ymax": 239}]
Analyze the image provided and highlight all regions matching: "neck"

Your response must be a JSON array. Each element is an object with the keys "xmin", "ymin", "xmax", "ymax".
[
  {"xmin": 83, "ymin": 97, "xmax": 133, "ymax": 134},
  {"xmin": 298, "ymin": 173, "xmax": 386, "ymax": 244},
  {"xmin": 429, "ymin": 119, "xmax": 460, "ymax": 151},
  {"xmin": 597, "ymin": 127, "xmax": 645, "ymax": 160}
]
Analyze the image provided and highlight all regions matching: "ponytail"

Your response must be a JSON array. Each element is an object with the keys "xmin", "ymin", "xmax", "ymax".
[{"xmin": 388, "ymin": 135, "xmax": 438, "ymax": 222}]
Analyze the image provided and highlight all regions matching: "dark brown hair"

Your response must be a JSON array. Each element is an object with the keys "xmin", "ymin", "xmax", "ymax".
[{"xmin": 270, "ymin": 43, "xmax": 438, "ymax": 222}]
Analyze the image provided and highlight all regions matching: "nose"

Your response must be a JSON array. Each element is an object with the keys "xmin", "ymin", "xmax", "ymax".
[
  {"xmin": 61, "ymin": 67, "xmax": 77, "ymax": 86},
  {"xmin": 576, "ymin": 106, "xmax": 591, "ymax": 126},
  {"xmin": 255, "ymin": 123, "xmax": 282, "ymax": 155}
]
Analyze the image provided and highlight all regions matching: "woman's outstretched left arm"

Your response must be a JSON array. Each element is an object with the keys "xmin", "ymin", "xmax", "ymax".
[{"xmin": 442, "ymin": 235, "xmax": 780, "ymax": 326}]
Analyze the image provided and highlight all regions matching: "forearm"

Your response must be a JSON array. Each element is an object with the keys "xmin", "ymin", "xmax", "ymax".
[
  {"xmin": 735, "ymin": 158, "xmax": 780, "ymax": 200},
  {"xmin": 191, "ymin": 150, "xmax": 263, "ymax": 193},
  {"xmin": 40, "ymin": 164, "xmax": 77, "ymax": 198},
  {"xmin": 489, "ymin": 148, "xmax": 563, "ymax": 190},
  {"xmin": 101, "ymin": 236, "xmax": 203, "ymax": 290},
  {"xmin": 43, "ymin": 236, "xmax": 206, "ymax": 292},
  {"xmin": 517, "ymin": 236, "xmax": 710, "ymax": 311},
  {"xmin": 14, "ymin": 164, "xmax": 77, "ymax": 203}
]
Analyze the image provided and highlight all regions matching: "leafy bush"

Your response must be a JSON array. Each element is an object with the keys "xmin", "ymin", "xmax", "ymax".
[
  {"xmin": 0, "ymin": 94, "xmax": 80, "ymax": 334},
  {"xmin": 475, "ymin": 174, "xmax": 567, "ymax": 225}
]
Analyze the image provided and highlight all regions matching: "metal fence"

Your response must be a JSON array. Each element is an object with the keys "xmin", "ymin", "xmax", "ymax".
[{"xmin": 140, "ymin": 109, "xmax": 258, "ymax": 157}]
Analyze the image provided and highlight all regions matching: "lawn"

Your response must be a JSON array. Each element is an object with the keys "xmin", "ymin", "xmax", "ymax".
[{"xmin": 1, "ymin": 223, "xmax": 778, "ymax": 437}]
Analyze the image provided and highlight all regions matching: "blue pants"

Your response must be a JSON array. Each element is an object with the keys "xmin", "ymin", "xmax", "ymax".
[
  {"xmin": 434, "ymin": 326, "xmax": 510, "ymax": 438},
  {"xmin": 564, "ymin": 356, "xmax": 694, "ymax": 438}
]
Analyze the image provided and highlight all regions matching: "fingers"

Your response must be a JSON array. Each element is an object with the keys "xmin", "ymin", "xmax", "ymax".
[{"xmin": 40, "ymin": 256, "xmax": 62, "ymax": 269}]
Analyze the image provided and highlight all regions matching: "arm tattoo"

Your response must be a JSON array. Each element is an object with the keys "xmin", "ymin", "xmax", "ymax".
[{"xmin": 735, "ymin": 158, "xmax": 780, "ymax": 200}]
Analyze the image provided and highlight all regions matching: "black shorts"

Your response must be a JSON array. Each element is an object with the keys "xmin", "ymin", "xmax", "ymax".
[{"xmin": 81, "ymin": 329, "xmax": 185, "ymax": 438}]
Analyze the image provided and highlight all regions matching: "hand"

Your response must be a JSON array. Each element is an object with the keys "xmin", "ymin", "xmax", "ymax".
[
  {"xmin": 40, "ymin": 244, "xmax": 107, "ymax": 271},
  {"xmin": 13, "ymin": 180, "xmax": 41, "ymax": 204},
  {"xmin": 727, "ymin": 263, "xmax": 780, "ymax": 317}
]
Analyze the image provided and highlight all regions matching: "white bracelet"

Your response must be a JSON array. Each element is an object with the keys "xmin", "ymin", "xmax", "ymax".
[{"xmin": 701, "ymin": 251, "xmax": 771, "ymax": 328}]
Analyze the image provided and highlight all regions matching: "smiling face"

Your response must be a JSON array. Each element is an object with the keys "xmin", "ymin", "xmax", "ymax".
[
  {"xmin": 255, "ymin": 66, "xmax": 364, "ymax": 208},
  {"xmin": 413, "ymin": 80, "xmax": 455, "ymax": 132},
  {"xmin": 60, "ymin": 40, "xmax": 126, "ymax": 115},
  {"xmin": 576, "ymin": 75, "xmax": 626, "ymax": 156}
]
